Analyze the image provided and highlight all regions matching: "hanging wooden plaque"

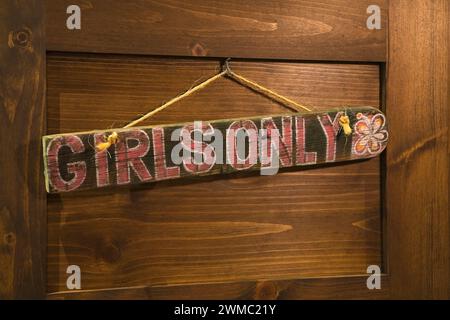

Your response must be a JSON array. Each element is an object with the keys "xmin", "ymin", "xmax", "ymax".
[{"xmin": 42, "ymin": 106, "xmax": 388, "ymax": 193}]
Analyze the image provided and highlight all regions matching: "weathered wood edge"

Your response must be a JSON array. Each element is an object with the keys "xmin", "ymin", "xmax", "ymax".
[{"xmin": 43, "ymin": 106, "xmax": 387, "ymax": 193}]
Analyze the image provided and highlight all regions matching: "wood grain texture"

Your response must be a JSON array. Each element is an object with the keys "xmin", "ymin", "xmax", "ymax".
[
  {"xmin": 46, "ymin": 0, "xmax": 387, "ymax": 62},
  {"xmin": 48, "ymin": 160, "xmax": 382, "ymax": 292},
  {"xmin": 43, "ymin": 107, "xmax": 387, "ymax": 193},
  {"xmin": 47, "ymin": 55, "xmax": 381, "ymax": 133},
  {"xmin": 47, "ymin": 55, "xmax": 383, "ymax": 293},
  {"xmin": 0, "ymin": 1, "xmax": 46, "ymax": 299},
  {"xmin": 47, "ymin": 276, "xmax": 390, "ymax": 300},
  {"xmin": 386, "ymin": 0, "xmax": 449, "ymax": 299}
]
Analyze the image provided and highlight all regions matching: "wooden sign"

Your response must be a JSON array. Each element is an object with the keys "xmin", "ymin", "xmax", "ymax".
[{"xmin": 42, "ymin": 106, "xmax": 388, "ymax": 193}]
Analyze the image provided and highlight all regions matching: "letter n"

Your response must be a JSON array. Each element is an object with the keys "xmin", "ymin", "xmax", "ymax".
[{"xmin": 261, "ymin": 116, "xmax": 293, "ymax": 167}]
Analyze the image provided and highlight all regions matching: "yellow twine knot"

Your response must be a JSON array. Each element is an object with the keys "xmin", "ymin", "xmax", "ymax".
[
  {"xmin": 339, "ymin": 115, "xmax": 352, "ymax": 136},
  {"xmin": 96, "ymin": 132, "xmax": 119, "ymax": 152}
]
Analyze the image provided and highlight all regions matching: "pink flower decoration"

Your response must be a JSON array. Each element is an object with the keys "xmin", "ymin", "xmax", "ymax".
[{"xmin": 353, "ymin": 112, "xmax": 388, "ymax": 155}]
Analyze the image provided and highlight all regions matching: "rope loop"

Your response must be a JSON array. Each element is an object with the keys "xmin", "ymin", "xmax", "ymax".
[{"xmin": 97, "ymin": 59, "xmax": 317, "ymax": 150}]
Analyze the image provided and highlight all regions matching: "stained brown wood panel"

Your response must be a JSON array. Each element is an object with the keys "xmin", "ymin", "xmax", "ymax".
[
  {"xmin": 47, "ymin": 55, "xmax": 382, "ymax": 293},
  {"xmin": 47, "ymin": 276, "xmax": 390, "ymax": 300},
  {"xmin": 386, "ymin": 0, "xmax": 449, "ymax": 299},
  {"xmin": 47, "ymin": 55, "xmax": 381, "ymax": 133},
  {"xmin": 47, "ymin": 162, "xmax": 382, "ymax": 291},
  {"xmin": 0, "ymin": 0, "xmax": 46, "ymax": 299},
  {"xmin": 46, "ymin": 0, "xmax": 387, "ymax": 62}
]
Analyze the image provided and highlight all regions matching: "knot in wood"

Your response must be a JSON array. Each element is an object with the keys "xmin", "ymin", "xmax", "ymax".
[{"xmin": 8, "ymin": 28, "xmax": 32, "ymax": 49}]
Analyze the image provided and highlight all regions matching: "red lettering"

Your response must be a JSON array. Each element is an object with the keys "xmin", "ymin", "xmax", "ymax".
[
  {"xmin": 46, "ymin": 135, "xmax": 86, "ymax": 192},
  {"xmin": 94, "ymin": 133, "xmax": 110, "ymax": 187},
  {"xmin": 180, "ymin": 122, "xmax": 216, "ymax": 174},
  {"xmin": 227, "ymin": 120, "xmax": 258, "ymax": 170},
  {"xmin": 152, "ymin": 127, "xmax": 180, "ymax": 180},
  {"xmin": 115, "ymin": 129, "xmax": 152, "ymax": 185},
  {"xmin": 295, "ymin": 117, "xmax": 317, "ymax": 165}
]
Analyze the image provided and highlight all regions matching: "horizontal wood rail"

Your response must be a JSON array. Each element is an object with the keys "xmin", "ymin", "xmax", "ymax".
[
  {"xmin": 48, "ymin": 275, "xmax": 390, "ymax": 300},
  {"xmin": 46, "ymin": 0, "xmax": 387, "ymax": 62}
]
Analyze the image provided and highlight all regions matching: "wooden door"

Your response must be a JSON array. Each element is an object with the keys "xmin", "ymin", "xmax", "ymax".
[{"xmin": 0, "ymin": 0, "xmax": 448, "ymax": 300}]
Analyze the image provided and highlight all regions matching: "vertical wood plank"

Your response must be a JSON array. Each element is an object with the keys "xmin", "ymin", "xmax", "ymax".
[
  {"xmin": 0, "ymin": 0, "xmax": 46, "ymax": 299},
  {"xmin": 387, "ymin": 0, "xmax": 449, "ymax": 299}
]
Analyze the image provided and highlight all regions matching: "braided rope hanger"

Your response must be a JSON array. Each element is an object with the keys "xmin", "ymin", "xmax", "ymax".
[{"xmin": 96, "ymin": 59, "xmax": 351, "ymax": 151}]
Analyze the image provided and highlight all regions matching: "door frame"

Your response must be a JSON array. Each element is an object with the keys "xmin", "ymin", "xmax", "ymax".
[
  {"xmin": 385, "ymin": 0, "xmax": 449, "ymax": 299},
  {"xmin": 0, "ymin": 0, "xmax": 46, "ymax": 299}
]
